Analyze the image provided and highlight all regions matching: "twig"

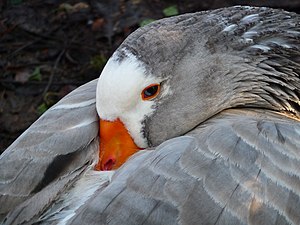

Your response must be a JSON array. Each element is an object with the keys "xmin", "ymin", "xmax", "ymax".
[
  {"xmin": 0, "ymin": 79, "xmax": 86, "ymax": 86},
  {"xmin": 40, "ymin": 31, "xmax": 84, "ymax": 96},
  {"xmin": 41, "ymin": 49, "xmax": 66, "ymax": 99},
  {"xmin": 19, "ymin": 26, "xmax": 100, "ymax": 50},
  {"xmin": 8, "ymin": 38, "xmax": 42, "ymax": 58}
]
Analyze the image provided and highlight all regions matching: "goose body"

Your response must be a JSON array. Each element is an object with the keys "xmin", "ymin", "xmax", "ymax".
[{"xmin": 1, "ymin": 6, "xmax": 300, "ymax": 225}]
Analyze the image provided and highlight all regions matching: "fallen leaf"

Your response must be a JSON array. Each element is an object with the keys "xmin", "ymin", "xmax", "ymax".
[
  {"xmin": 37, "ymin": 103, "xmax": 48, "ymax": 115},
  {"xmin": 14, "ymin": 70, "xmax": 31, "ymax": 83},
  {"xmin": 139, "ymin": 18, "xmax": 155, "ymax": 27},
  {"xmin": 59, "ymin": 2, "xmax": 89, "ymax": 14},
  {"xmin": 163, "ymin": 5, "xmax": 179, "ymax": 17},
  {"xmin": 90, "ymin": 55, "xmax": 107, "ymax": 70},
  {"xmin": 92, "ymin": 18, "xmax": 105, "ymax": 31},
  {"xmin": 29, "ymin": 67, "xmax": 42, "ymax": 81},
  {"xmin": 73, "ymin": 2, "xmax": 89, "ymax": 11}
]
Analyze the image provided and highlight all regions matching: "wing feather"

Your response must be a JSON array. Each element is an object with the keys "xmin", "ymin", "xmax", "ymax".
[
  {"xmin": 0, "ymin": 79, "xmax": 99, "ymax": 221},
  {"xmin": 69, "ymin": 109, "xmax": 300, "ymax": 225}
]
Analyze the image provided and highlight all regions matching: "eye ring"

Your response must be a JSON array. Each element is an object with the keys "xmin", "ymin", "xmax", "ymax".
[{"xmin": 141, "ymin": 83, "xmax": 161, "ymax": 101}]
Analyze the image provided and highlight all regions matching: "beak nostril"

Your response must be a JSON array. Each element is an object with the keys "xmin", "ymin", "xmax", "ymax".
[{"xmin": 102, "ymin": 158, "xmax": 116, "ymax": 171}]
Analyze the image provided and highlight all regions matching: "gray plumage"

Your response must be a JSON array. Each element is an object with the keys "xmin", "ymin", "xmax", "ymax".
[
  {"xmin": 118, "ymin": 6, "xmax": 300, "ymax": 146},
  {"xmin": 0, "ymin": 80, "xmax": 99, "ymax": 221},
  {"xmin": 1, "ymin": 5, "xmax": 300, "ymax": 225},
  {"xmin": 70, "ymin": 109, "xmax": 300, "ymax": 225}
]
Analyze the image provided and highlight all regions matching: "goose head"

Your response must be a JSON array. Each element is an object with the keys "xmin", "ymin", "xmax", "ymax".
[{"xmin": 95, "ymin": 6, "xmax": 300, "ymax": 170}]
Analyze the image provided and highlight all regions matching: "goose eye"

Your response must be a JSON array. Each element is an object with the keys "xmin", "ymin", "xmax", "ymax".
[{"xmin": 141, "ymin": 84, "xmax": 160, "ymax": 100}]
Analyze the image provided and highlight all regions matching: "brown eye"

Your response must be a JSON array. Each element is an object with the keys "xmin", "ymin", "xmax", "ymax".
[{"xmin": 141, "ymin": 84, "xmax": 160, "ymax": 100}]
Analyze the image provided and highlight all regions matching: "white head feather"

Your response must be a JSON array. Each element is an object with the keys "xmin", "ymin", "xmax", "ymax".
[{"xmin": 96, "ymin": 49, "xmax": 163, "ymax": 148}]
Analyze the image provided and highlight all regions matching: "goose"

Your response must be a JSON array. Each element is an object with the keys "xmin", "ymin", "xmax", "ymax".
[{"xmin": 1, "ymin": 5, "xmax": 300, "ymax": 225}]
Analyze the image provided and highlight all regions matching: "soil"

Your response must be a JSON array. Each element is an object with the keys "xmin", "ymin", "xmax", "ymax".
[{"xmin": 1, "ymin": 0, "xmax": 300, "ymax": 153}]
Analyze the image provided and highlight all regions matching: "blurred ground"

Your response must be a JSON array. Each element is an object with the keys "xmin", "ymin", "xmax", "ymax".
[{"xmin": 1, "ymin": 0, "xmax": 300, "ymax": 152}]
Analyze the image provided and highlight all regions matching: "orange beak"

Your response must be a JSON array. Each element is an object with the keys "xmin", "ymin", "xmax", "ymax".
[{"xmin": 95, "ymin": 118, "xmax": 142, "ymax": 171}]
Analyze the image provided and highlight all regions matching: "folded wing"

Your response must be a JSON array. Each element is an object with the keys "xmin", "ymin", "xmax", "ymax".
[
  {"xmin": 70, "ymin": 109, "xmax": 300, "ymax": 225},
  {"xmin": 0, "ymin": 79, "xmax": 99, "ymax": 221}
]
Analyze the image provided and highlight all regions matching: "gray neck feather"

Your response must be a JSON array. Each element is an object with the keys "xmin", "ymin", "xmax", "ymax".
[
  {"xmin": 231, "ymin": 54, "xmax": 300, "ymax": 116},
  {"xmin": 115, "ymin": 6, "xmax": 300, "ymax": 145}
]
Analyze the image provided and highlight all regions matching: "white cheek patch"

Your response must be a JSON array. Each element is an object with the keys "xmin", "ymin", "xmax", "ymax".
[
  {"xmin": 119, "ymin": 100, "xmax": 154, "ymax": 148},
  {"xmin": 96, "ymin": 49, "xmax": 163, "ymax": 148}
]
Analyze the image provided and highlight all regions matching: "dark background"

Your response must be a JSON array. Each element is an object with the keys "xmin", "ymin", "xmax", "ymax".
[{"xmin": 1, "ymin": 0, "xmax": 300, "ymax": 152}]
